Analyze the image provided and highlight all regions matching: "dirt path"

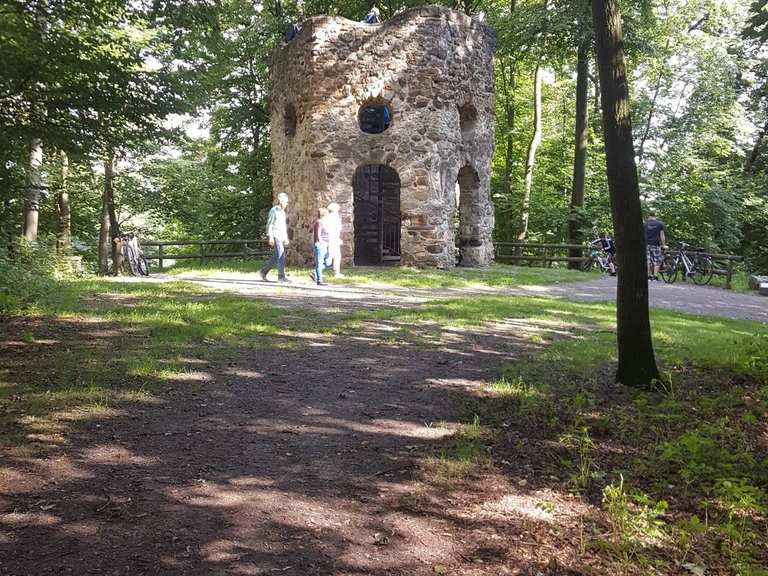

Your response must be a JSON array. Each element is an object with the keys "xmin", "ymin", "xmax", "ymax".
[
  {"xmin": 156, "ymin": 272, "xmax": 768, "ymax": 322},
  {"xmin": 1, "ymin": 302, "xmax": 581, "ymax": 575}
]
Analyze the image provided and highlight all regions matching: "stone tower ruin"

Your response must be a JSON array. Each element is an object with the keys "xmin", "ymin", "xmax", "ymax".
[{"xmin": 270, "ymin": 5, "xmax": 496, "ymax": 268}]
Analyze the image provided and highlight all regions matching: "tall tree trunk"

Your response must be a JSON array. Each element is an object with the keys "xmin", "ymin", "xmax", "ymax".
[
  {"xmin": 745, "ymin": 118, "xmax": 768, "ymax": 173},
  {"xmin": 499, "ymin": 58, "xmax": 517, "ymax": 243},
  {"xmin": 568, "ymin": 40, "xmax": 590, "ymax": 268},
  {"xmin": 517, "ymin": 64, "xmax": 543, "ymax": 247},
  {"xmin": 104, "ymin": 153, "xmax": 122, "ymax": 275},
  {"xmin": 592, "ymin": 0, "xmax": 660, "ymax": 387},
  {"xmin": 22, "ymin": 137, "xmax": 43, "ymax": 241},
  {"xmin": 56, "ymin": 150, "xmax": 71, "ymax": 254},
  {"xmin": 590, "ymin": 71, "xmax": 601, "ymax": 131},
  {"xmin": 98, "ymin": 157, "xmax": 113, "ymax": 275}
]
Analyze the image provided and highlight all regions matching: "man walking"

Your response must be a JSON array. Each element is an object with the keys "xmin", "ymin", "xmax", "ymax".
[
  {"xmin": 310, "ymin": 207, "xmax": 330, "ymax": 286},
  {"xmin": 644, "ymin": 210, "xmax": 667, "ymax": 281},
  {"xmin": 260, "ymin": 193, "xmax": 291, "ymax": 283}
]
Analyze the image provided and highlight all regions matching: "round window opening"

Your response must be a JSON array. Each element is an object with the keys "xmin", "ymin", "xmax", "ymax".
[
  {"xmin": 458, "ymin": 102, "xmax": 478, "ymax": 134},
  {"xmin": 359, "ymin": 104, "xmax": 392, "ymax": 134},
  {"xmin": 284, "ymin": 103, "xmax": 297, "ymax": 137}
]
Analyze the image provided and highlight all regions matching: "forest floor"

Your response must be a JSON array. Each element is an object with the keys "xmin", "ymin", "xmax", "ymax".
[{"xmin": 1, "ymin": 268, "xmax": 767, "ymax": 575}]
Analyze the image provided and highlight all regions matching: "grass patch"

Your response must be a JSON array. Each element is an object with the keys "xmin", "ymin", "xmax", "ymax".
[
  {"xmin": 0, "ymin": 278, "xmax": 300, "ymax": 449},
  {"xmin": 329, "ymin": 263, "xmax": 596, "ymax": 288},
  {"xmin": 164, "ymin": 259, "xmax": 597, "ymax": 288},
  {"xmin": 163, "ymin": 258, "xmax": 267, "ymax": 276},
  {"xmin": 431, "ymin": 415, "xmax": 492, "ymax": 484},
  {"xmin": 426, "ymin": 299, "xmax": 768, "ymax": 573}
]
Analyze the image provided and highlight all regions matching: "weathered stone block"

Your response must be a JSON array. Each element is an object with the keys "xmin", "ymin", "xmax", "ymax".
[{"xmin": 270, "ymin": 5, "xmax": 496, "ymax": 268}]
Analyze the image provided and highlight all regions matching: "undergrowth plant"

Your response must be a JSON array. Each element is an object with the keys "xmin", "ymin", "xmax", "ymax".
[
  {"xmin": 602, "ymin": 475, "xmax": 669, "ymax": 567},
  {"xmin": 0, "ymin": 236, "xmax": 78, "ymax": 315},
  {"xmin": 434, "ymin": 415, "xmax": 491, "ymax": 483}
]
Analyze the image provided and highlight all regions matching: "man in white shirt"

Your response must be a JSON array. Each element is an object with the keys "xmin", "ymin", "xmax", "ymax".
[{"xmin": 260, "ymin": 193, "xmax": 291, "ymax": 282}]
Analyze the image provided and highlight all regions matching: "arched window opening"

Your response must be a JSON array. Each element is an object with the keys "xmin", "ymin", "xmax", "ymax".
[
  {"xmin": 353, "ymin": 165, "xmax": 401, "ymax": 265},
  {"xmin": 359, "ymin": 104, "xmax": 392, "ymax": 134},
  {"xmin": 456, "ymin": 165, "xmax": 481, "ymax": 265},
  {"xmin": 458, "ymin": 102, "xmax": 478, "ymax": 135},
  {"xmin": 284, "ymin": 103, "xmax": 297, "ymax": 137}
]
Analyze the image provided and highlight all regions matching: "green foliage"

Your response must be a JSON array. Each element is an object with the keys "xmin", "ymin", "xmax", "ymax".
[
  {"xmin": 660, "ymin": 426, "xmax": 760, "ymax": 488},
  {"xmin": 434, "ymin": 414, "xmax": 491, "ymax": 481},
  {"xmin": 0, "ymin": 237, "xmax": 77, "ymax": 315},
  {"xmin": 560, "ymin": 425, "xmax": 596, "ymax": 491},
  {"xmin": 602, "ymin": 475, "xmax": 669, "ymax": 563},
  {"xmin": 1, "ymin": 0, "xmax": 767, "ymax": 277}
]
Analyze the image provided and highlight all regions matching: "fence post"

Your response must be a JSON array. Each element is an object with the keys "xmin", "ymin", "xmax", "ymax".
[
  {"xmin": 200, "ymin": 242, "xmax": 206, "ymax": 265},
  {"xmin": 725, "ymin": 258, "xmax": 734, "ymax": 290},
  {"xmin": 158, "ymin": 244, "xmax": 164, "ymax": 271}
]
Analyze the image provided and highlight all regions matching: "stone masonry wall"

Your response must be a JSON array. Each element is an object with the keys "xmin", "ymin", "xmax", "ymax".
[{"xmin": 270, "ymin": 5, "xmax": 496, "ymax": 267}]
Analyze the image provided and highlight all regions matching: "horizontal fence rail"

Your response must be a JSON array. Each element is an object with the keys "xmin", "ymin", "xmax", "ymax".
[
  {"xmin": 140, "ymin": 238, "xmax": 741, "ymax": 289},
  {"xmin": 142, "ymin": 239, "xmax": 270, "ymax": 270},
  {"xmin": 494, "ymin": 242, "xmax": 741, "ymax": 289},
  {"xmin": 494, "ymin": 242, "xmax": 587, "ymax": 266},
  {"xmin": 683, "ymin": 251, "xmax": 741, "ymax": 289}
]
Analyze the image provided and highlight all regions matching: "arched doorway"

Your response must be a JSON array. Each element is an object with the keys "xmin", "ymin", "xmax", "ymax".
[
  {"xmin": 353, "ymin": 165, "xmax": 401, "ymax": 265},
  {"xmin": 456, "ymin": 165, "xmax": 481, "ymax": 265}
]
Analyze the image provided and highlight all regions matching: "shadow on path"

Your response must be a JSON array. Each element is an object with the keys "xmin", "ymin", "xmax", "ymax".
[{"xmin": 142, "ymin": 273, "xmax": 768, "ymax": 323}]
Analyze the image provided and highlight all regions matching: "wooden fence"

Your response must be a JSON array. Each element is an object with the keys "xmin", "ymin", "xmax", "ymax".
[
  {"xmin": 494, "ymin": 242, "xmax": 586, "ymax": 267},
  {"xmin": 142, "ymin": 239, "xmax": 270, "ymax": 270},
  {"xmin": 494, "ymin": 241, "xmax": 741, "ymax": 289},
  {"xmin": 141, "ymin": 238, "xmax": 741, "ymax": 289},
  {"xmin": 691, "ymin": 251, "xmax": 741, "ymax": 289}
]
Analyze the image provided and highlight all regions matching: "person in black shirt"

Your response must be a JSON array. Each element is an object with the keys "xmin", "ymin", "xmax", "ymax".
[{"xmin": 644, "ymin": 210, "xmax": 667, "ymax": 280}]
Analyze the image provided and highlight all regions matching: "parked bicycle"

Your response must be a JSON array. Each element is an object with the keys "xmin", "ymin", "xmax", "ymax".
[
  {"xmin": 581, "ymin": 237, "xmax": 617, "ymax": 275},
  {"xmin": 119, "ymin": 232, "xmax": 149, "ymax": 276},
  {"xmin": 659, "ymin": 242, "xmax": 713, "ymax": 285}
]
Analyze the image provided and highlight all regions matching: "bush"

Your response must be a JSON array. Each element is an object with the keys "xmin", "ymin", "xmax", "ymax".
[{"xmin": 0, "ymin": 236, "xmax": 77, "ymax": 315}]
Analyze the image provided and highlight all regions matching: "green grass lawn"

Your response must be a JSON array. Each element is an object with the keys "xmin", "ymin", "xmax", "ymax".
[{"xmin": 164, "ymin": 258, "xmax": 598, "ymax": 287}]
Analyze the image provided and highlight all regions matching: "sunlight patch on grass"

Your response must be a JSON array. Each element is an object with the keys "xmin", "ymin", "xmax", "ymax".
[{"xmin": 329, "ymin": 264, "xmax": 596, "ymax": 289}]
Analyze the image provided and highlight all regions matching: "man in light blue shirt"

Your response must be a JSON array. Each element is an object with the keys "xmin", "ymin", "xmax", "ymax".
[{"xmin": 260, "ymin": 192, "xmax": 291, "ymax": 282}]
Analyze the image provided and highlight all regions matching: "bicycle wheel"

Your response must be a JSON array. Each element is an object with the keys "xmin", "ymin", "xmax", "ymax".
[
  {"xmin": 137, "ymin": 255, "xmax": 150, "ymax": 277},
  {"xmin": 659, "ymin": 255, "xmax": 678, "ymax": 284},
  {"xmin": 124, "ymin": 246, "xmax": 139, "ymax": 276},
  {"xmin": 580, "ymin": 256, "xmax": 594, "ymax": 272},
  {"xmin": 691, "ymin": 255, "xmax": 713, "ymax": 286}
]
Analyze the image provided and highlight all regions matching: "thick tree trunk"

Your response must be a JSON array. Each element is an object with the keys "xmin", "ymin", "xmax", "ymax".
[
  {"xmin": 501, "ymin": 60, "xmax": 517, "ymax": 192},
  {"xmin": 568, "ymin": 40, "xmax": 590, "ymax": 268},
  {"xmin": 517, "ymin": 64, "xmax": 543, "ymax": 246},
  {"xmin": 744, "ymin": 118, "xmax": 768, "ymax": 173},
  {"xmin": 104, "ymin": 153, "xmax": 122, "ymax": 275},
  {"xmin": 499, "ymin": 58, "xmax": 517, "ymax": 243},
  {"xmin": 56, "ymin": 150, "xmax": 71, "ymax": 254},
  {"xmin": 592, "ymin": 0, "xmax": 660, "ymax": 387},
  {"xmin": 22, "ymin": 137, "xmax": 43, "ymax": 241},
  {"xmin": 98, "ymin": 158, "xmax": 113, "ymax": 275}
]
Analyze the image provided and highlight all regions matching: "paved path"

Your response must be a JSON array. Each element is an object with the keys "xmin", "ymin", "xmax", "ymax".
[
  {"xmin": 541, "ymin": 277, "xmax": 768, "ymax": 323},
  {"xmin": 138, "ymin": 273, "xmax": 768, "ymax": 323}
]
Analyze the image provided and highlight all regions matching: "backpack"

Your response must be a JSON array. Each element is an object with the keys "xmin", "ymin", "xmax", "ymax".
[{"xmin": 283, "ymin": 23, "xmax": 300, "ymax": 42}]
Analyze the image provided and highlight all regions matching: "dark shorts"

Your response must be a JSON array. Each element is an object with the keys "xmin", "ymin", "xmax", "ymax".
[{"xmin": 646, "ymin": 244, "xmax": 663, "ymax": 265}]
